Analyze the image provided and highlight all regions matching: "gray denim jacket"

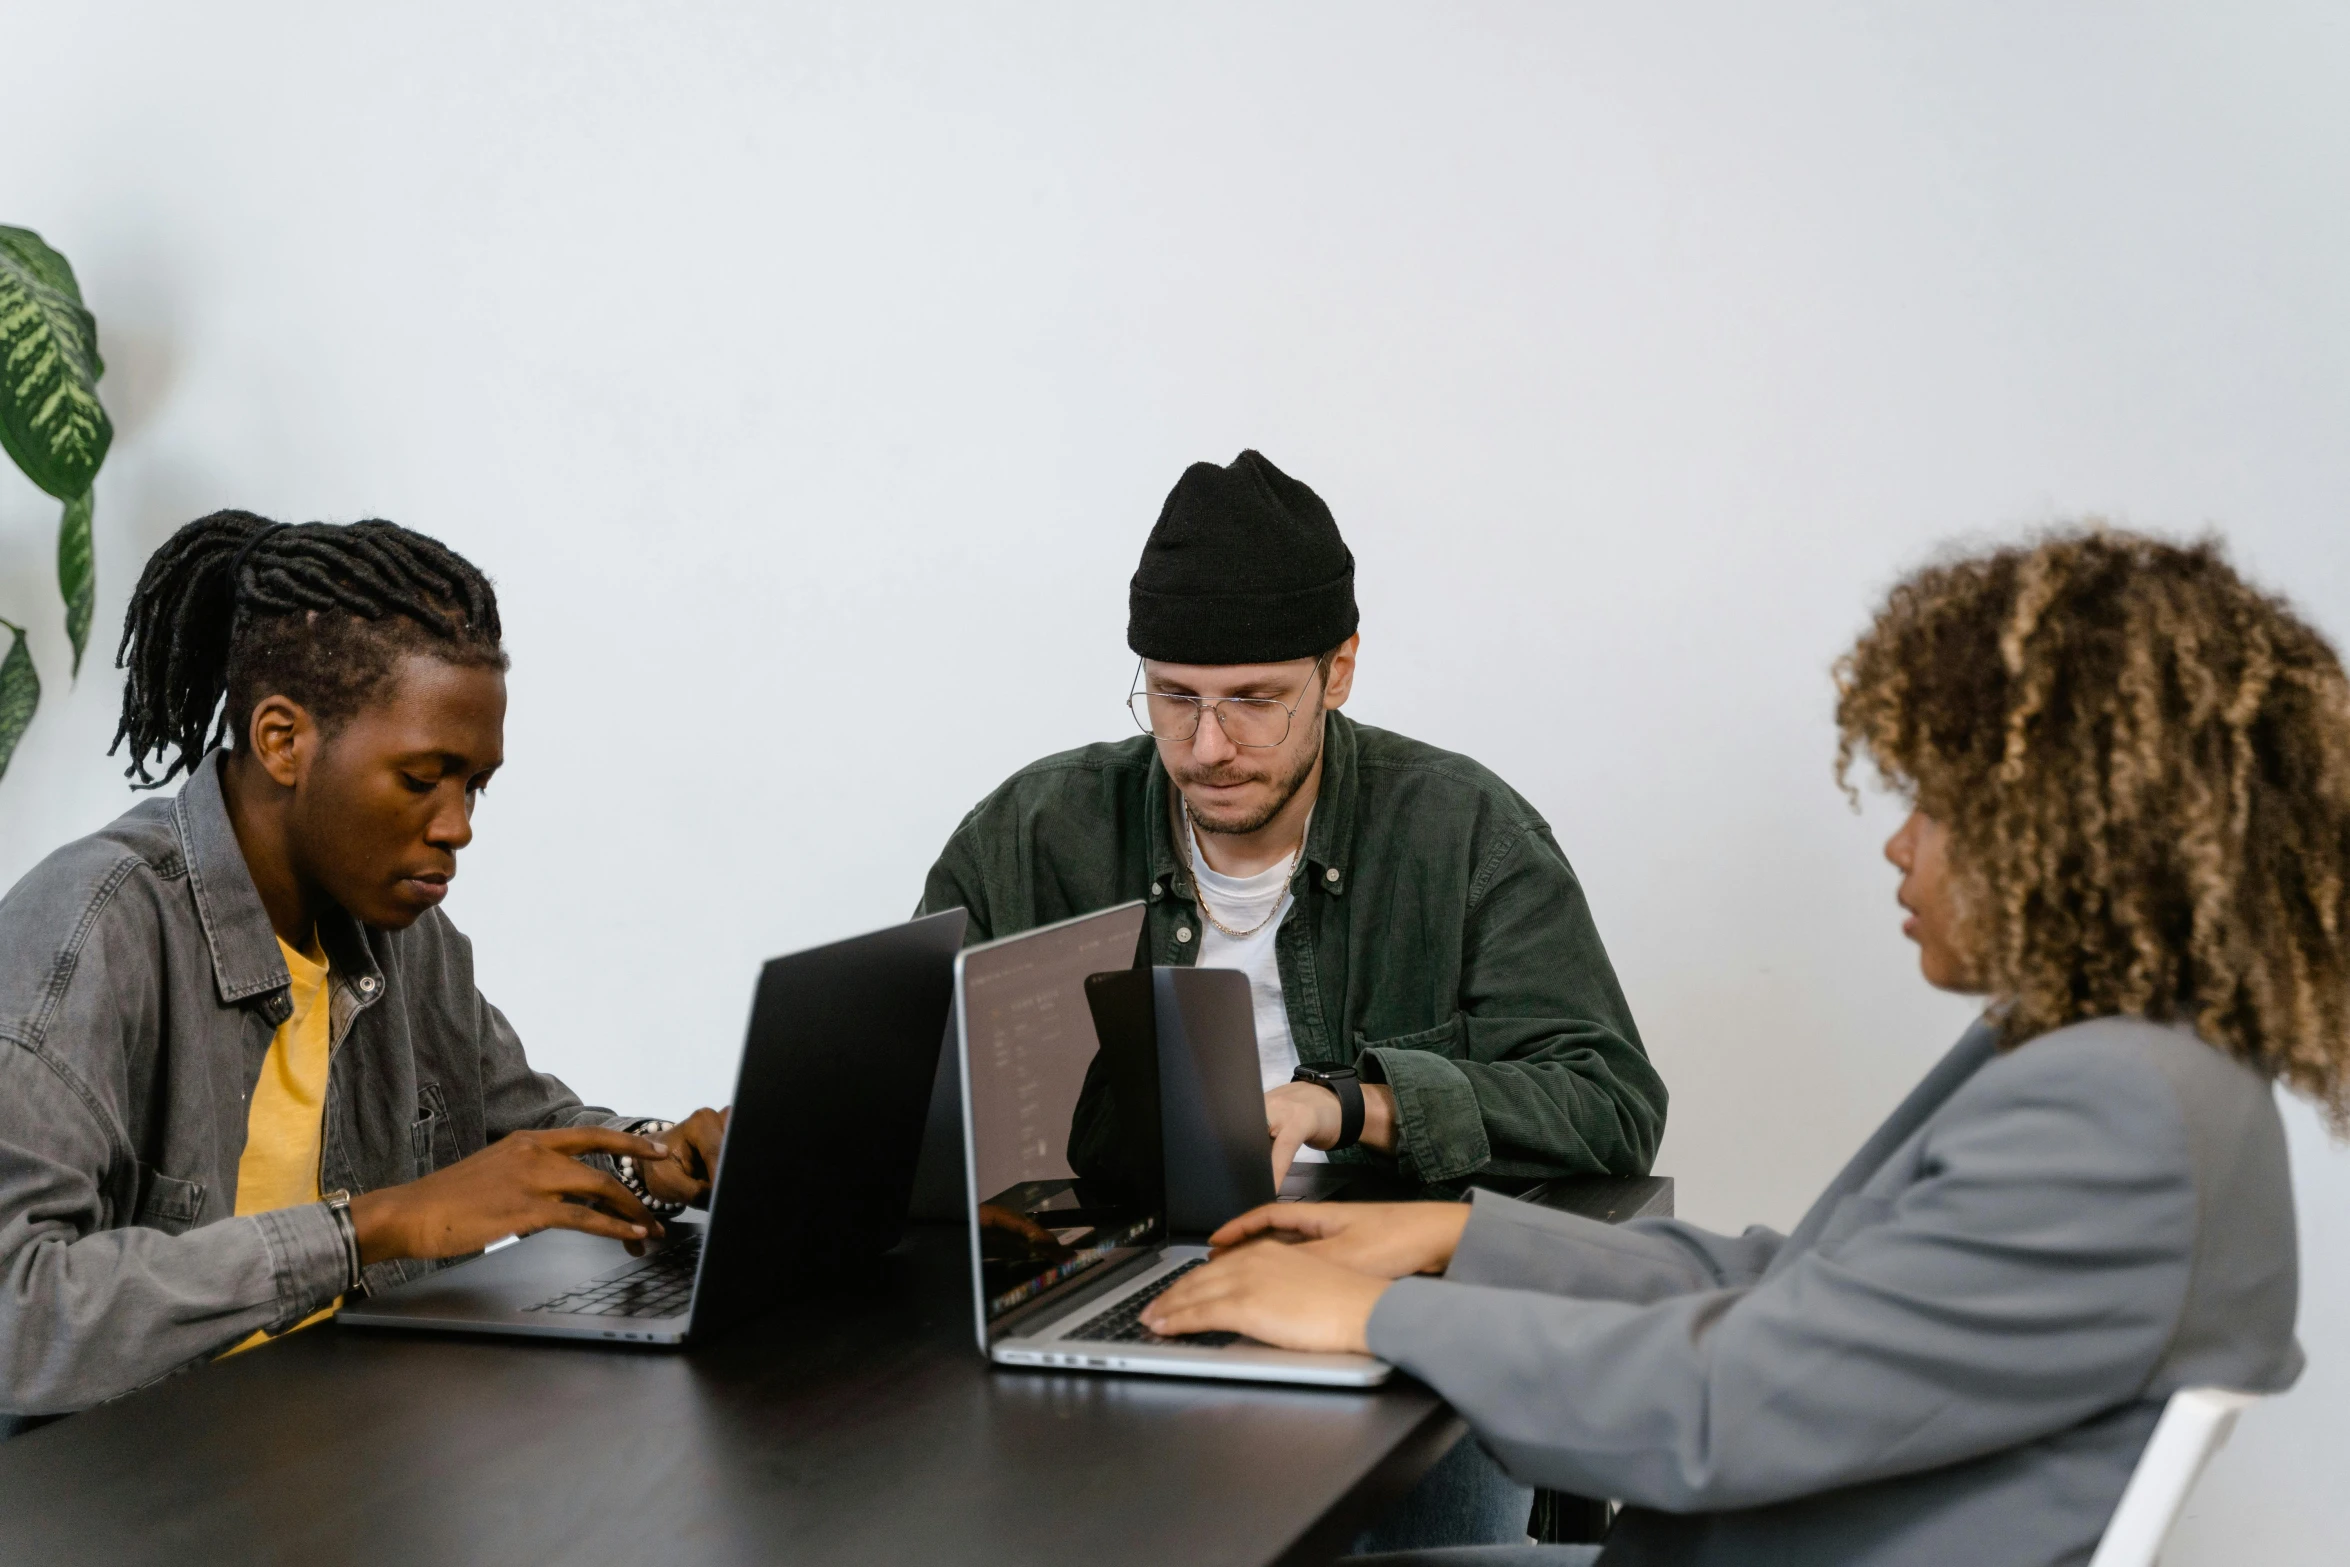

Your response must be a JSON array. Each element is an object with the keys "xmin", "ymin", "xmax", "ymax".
[{"xmin": 0, "ymin": 752, "xmax": 624, "ymax": 1419}]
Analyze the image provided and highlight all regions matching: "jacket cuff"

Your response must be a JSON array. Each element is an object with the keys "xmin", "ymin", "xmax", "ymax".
[
  {"xmin": 251, "ymin": 1203, "xmax": 353, "ymax": 1329},
  {"xmin": 1443, "ymin": 1188, "xmax": 1715, "ymax": 1299},
  {"xmin": 568, "ymin": 1108, "xmax": 639, "ymax": 1176},
  {"xmin": 1359, "ymin": 1042, "xmax": 1489, "ymax": 1184},
  {"xmin": 1364, "ymin": 1274, "xmax": 1454, "ymax": 1372},
  {"xmin": 1445, "ymin": 1189, "xmax": 1561, "ymax": 1287}
]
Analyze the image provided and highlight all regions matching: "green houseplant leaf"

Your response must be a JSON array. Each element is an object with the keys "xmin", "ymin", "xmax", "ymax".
[
  {"xmin": 0, "ymin": 226, "xmax": 111, "ymax": 500},
  {"xmin": 58, "ymin": 488, "xmax": 93, "ymax": 677},
  {"xmin": 0, "ymin": 618, "xmax": 37, "ymax": 785}
]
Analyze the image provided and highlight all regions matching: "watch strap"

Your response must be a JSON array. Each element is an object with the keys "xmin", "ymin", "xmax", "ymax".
[
  {"xmin": 321, "ymin": 1188, "xmax": 363, "ymax": 1293},
  {"xmin": 1292, "ymin": 1066, "xmax": 1365, "ymax": 1151}
]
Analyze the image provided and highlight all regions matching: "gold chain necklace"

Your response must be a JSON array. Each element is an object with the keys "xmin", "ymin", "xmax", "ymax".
[{"xmin": 1183, "ymin": 800, "xmax": 1299, "ymax": 940}]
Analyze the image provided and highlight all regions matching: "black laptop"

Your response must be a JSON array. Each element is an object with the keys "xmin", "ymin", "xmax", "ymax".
[{"xmin": 338, "ymin": 909, "xmax": 967, "ymax": 1345}]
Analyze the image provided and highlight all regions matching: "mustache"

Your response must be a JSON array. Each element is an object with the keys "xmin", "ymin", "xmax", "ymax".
[{"xmin": 1172, "ymin": 763, "xmax": 1273, "ymax": 789}]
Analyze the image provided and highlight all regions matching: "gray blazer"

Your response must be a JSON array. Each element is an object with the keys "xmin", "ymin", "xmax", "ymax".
[{"xmin": 1367, "ymin": 1018, "xmax": 2303, "ymax": 1566}]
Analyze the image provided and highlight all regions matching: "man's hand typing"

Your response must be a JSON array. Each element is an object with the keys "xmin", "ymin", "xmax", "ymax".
[
  {"xmin": 641, "ymin": 1106, "xmax": 729, "ymax": 1207},
  {"xmin": 348, "ymin": 1125, "xmax": 674, "ymax": 1264},
  {"xmin": 1262, "ymin": 1080, "xmax": 1399, "ymax": 1186}
]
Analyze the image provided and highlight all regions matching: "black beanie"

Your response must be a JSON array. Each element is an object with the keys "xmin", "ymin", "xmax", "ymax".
[{"xmin": 1126, "ymin": 450, "xmax": 1359, "ymax": 665}]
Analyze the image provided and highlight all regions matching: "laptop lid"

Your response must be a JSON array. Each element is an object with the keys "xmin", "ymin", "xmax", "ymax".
[
  {"xmin": 1077, "ymin": 964, "xmax": 1277, "ymax": 1243},
  {"xmin": 687, "ymin": 907, "xmax": 967, "ymax": 1340},
  {"xmin": 904, "ymin": 998, "xmax": 968, "ymax": 1222},
  {"xmin": 910, "ymin": 904, "xmax": 1151, "ymax": 1223},
  {"xmin": 1144, "ymin": 966, "xmax": 1278, "ymax": 1242},
  {"xmin": 952, "ymin": 903, "xmax": 1153, "ymax": 1352}
]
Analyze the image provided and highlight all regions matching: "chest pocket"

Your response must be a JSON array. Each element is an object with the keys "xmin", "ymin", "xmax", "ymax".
[
  {"xmin": 133, "ymin": 1165, "xmax": 207, "ymax": 1235},
  {"xmin": 411, "ymin": 1083, "xmax": 460, "ymax": 1173}
]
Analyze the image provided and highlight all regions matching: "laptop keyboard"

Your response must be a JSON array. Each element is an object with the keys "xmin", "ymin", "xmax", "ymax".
[
  {"xmin": 525, "ymin": 1230, "xmax": 703, "ymax": 1319},
  {"xmin": 1066, "ymin": 1259, "xmax": 1240, "ymax": 1347}
]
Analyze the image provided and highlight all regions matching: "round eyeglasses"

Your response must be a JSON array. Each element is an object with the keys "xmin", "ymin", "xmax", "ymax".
[{"xmin": 1126, "ymin": 661, "xmax": 1325, "ymax": 749}]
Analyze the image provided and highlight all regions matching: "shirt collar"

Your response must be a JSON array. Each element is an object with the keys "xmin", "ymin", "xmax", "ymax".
[
  {"xmin": 171, "ymin": 750, "xmax": 386, "ymax": 1008},
  {"xmin": 1145, "ymin": 709, "xmax": 1359, "ymax": 899}
]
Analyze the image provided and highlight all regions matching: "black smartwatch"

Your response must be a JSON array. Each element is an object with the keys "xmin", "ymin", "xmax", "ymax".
[{"xmin": 1291, "ymin": 1064, "xmax": 1365, "ymax": 1151}]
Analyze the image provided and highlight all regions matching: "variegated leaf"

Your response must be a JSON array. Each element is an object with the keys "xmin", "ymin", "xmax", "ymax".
[
  {"xmin": 0, "ymin": 226, "xmax": 111, "ymax": 501},
  {"xmin": 59, "ymin": 488, "xmax": 93, "ymax": 677},
  {"xmin": 0, "ymin": 227, "xmax": 87, "ymax": 305},
  {"xmin": 0, "ymin": 619, "xmax": 37, "ymax": 785}
]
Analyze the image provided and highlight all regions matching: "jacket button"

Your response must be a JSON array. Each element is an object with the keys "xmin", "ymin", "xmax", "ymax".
[
  {"xmin": 1175, "ymin": 926, "xmax": 1193, "ymax": 943},
  {"xmin": 1325, "ymin": 868, "xmax": 1340, "ymax": 883},
  {"xmin": 1149, "ymin": 882, "xmax": 1163, "ymax": 899},
  {"xmin": 358, "ymin": 976, "xmax": 378, "ymax": 993}
]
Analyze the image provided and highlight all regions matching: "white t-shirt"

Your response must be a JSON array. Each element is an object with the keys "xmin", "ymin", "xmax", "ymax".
[{"xmin": 1186, "ymin": 815, "xmax": 1325, "ymax": 1164}]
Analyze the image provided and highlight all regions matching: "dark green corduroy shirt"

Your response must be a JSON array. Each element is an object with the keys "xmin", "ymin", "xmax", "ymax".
[{"xmin": 918, "ymin": 713, "xmax": 1665, "ymax": 1189}]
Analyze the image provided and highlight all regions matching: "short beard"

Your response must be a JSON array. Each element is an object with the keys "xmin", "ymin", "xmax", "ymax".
[{"xmin": 1176, "ymin": 711, "xmax": 1327, "ymax": 837}]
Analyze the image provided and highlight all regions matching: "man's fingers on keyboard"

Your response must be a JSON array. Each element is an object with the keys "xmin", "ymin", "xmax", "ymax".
[
  {"xmin": 536, "ymin": 1153, "xmax": 657, "ymax": 1228},
  {"xmin": 538, "ymin": 1202, "xmax": 658, "ymax": 1245},
  {"xmin": 524, "ymin": 1237, "xmax": 702, "ymax": 1316},
  {"xmin": 534, "ymin": 1125, "xmax": 672, "ymax": 1162}
]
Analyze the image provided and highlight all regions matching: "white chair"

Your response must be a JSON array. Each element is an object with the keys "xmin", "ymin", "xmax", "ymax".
[{"xmin": 2086, "ymin": 1387, "xmax": 2268, "ymax": 1567}]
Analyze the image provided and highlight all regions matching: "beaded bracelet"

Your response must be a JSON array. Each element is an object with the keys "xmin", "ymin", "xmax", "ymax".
[{"xmin": 614, "ymin": 1118, "xmax": 689, "ymax": 1217}]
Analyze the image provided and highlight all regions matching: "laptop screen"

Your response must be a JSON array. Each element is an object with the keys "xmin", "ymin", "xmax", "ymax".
[{"xmin": 956, "ymin": 903, "xmax": 1155, "ymax": 1331}]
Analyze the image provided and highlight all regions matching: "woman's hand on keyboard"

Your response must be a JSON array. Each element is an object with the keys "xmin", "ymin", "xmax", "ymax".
[
  {"xmin": 1139, "ymin": 1239, "xmax": 1388, "ymax": 1354},
  {"xmin": 1206, "ymin": 1201, "xmax": 1471, "ymax": 1279}
]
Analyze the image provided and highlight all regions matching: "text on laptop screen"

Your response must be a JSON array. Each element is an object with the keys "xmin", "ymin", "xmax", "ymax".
[{"xmin": 961, "ymin": 907, "xmax": 1157, "ymax": 1322}]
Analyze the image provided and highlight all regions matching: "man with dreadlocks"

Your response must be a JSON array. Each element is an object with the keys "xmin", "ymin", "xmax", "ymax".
[
  {"xmin": 1144, "ymin": 528, "xmax": 2331, "ymax": 1567},
  {"xmin": 0, "ymin": 510, "xmax": 726, "ymax": 1426}
]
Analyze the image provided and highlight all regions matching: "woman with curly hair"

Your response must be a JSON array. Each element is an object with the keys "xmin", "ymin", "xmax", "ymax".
[{"xmin": 1141, "ymin": 528, "xmax": 2339, "ymax": 1566}]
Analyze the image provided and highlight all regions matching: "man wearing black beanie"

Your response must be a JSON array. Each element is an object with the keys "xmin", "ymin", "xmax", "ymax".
[
  {"xmin": 921, "ymin": 450, "xmax": 1663, "ymax": 1198},
  {"xmin": 921, "ymin": 450, "xmax": 1660, "ymax": 1549}
]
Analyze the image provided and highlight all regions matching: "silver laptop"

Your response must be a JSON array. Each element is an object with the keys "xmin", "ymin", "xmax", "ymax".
[
  {"xmin": 954, "ymin": 903, "xmax": 1389, "ymax": 1387},
  {"xmin": 338, "ymin": 909, "xmax": 967, "ymax": 1345}
]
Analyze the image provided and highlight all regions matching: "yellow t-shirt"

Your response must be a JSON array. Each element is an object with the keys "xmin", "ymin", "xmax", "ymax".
[{"xmin": 220, "ymin": 936, "xmax": 340, "ymax": 1356}]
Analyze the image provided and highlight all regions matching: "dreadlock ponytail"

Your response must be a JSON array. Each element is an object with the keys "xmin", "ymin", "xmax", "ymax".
[
  {"xmin": 112, "ymin": 510, "xmax": 275, "ymax": 788},
  {"xmin": 111, "ymin": 510, "xmax": 505, "ymax": 789}
]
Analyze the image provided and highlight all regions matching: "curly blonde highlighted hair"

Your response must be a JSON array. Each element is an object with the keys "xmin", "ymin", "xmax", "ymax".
[{"xmin": 1836, "ymin": 527, "xmax": 2350, "ymax": 1126}]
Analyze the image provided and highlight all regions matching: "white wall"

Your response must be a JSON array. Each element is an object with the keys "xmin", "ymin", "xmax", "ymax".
[{"xmin": 2, "ymin": 3, "xmax": 2343, "ymax": 1556}]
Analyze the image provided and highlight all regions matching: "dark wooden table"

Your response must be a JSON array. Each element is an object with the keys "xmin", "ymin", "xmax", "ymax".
[
  {"xmin": 1523, "ymin": 1174, "xmax": 1674, "ymax": 1226},
  {"xmin": 0, "ymin": 1177, "xmax": 1670, "ymax": 1567},
  {"xmin": 0, "ymin": 1225, "xmax": 1457, "ymax": 1567}
]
